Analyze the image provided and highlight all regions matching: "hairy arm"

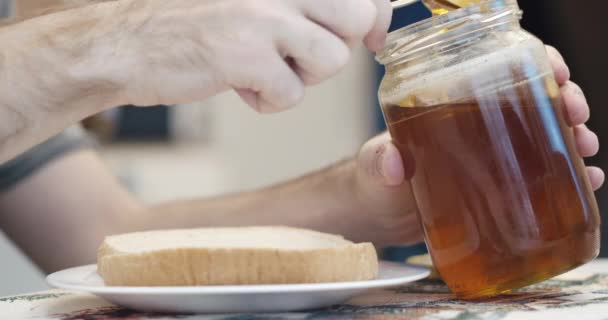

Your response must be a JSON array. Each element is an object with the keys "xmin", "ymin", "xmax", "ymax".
[
  {"xmin": 0, "ymin": 0, "xmax": 393, "ymax": 162},
  {"xmin": 0, "ymin": 150, "xmax": 394, "ymax": 273},
  {"xmin": 2, "ymin": 0, "xmax": 110, "ymax": 24},
  {"xmin": 0, "ymin": 1, "xmax": 125, "ymax": 162},
  {"xmin": 0, "ymin": 71, "xmax": 600, "ymax": 272}
]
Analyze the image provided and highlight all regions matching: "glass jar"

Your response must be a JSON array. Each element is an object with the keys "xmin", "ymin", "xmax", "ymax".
[{"xmin": 377, "ymin": 0, "xmax": 601, "ymax": 299}]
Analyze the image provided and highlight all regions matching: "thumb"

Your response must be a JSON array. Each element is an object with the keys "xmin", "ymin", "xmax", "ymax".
[
  {"xmin": 364, "ymin": 0, "xmax": 393, "ymax": 52},
  {"xmin": 357, "ymin": 132, "xmax": 405, "ymax": 187}
]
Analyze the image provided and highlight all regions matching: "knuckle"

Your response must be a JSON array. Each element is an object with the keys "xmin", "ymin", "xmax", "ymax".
[
  {"xmin": 360, "ymin": 0, "xmax": 379, "ymax": 32},
  {"xmin": 283, "ymin": 83, "xmax": 305, "ymax": 107},
  {"xmin": 237, "ymin": 0, "xmax": 260, "ymax": 16},
  {"xmin": 339, "ymin": 0, "xmax": 378, "ymax": 37},
  {"xmin": 327, "ymin": 42, "xmax": 351, "ymax": 72},
  {"xmin": 545, "ymin": 44, "xmax": 558, "ymax": 55},
  {"xmin": 241, "ymin": 0, "xmax": 287, "ymax": 28},
  {"xmin": 545, "ymin": 45, "xmax": 565, "ymax": 63},
  {"xmin": 572, "ymin": 107, "xmax": 590, "ymax": 124},
  {"xmin": 587, "ymin": 126, "xmax": 599, "ymax": 139},
  {"xmin": 297, "ymin": 67, "xmax": 321, "ymax": 86},
  {"xmin": 321, "ymin": 0, "xmax": 342, "ymax": 23},
  {"xmin": 548, "ymin": 54, "xmax": 570, "ymax": 83},
  {"xmin": 568, "ymin": 81, "xmax": 584, "ymax": 96},
  {"xmin": 270, "ymin": 74, "xmax": 304, "ymax": 108},
  {"xmin": 563, "ymin": 81, "xmax": 586, "ymax": 105},
  {"xmin": 240, "ymin": 0, "xmax": 265, "ymax": 13},
  {"xmin": 308, "ymin": 35, "xmax": 351, "ymax": 77}
]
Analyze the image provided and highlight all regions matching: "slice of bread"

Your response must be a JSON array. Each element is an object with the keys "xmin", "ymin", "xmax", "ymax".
[{"xmin": 97, "ymin": 226, "xmax": 378, "ymax": 286}]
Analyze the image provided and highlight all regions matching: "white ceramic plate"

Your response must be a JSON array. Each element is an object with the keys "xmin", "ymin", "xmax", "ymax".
[{"xmin": 47, "ymin": 261, "xmax": 429, "ymax": 314}]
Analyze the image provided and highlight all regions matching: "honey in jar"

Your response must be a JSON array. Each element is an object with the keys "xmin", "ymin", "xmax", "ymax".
[
  {"xmin": 422, "ymin": 0, "xmax": 480, "ymax": 15},
  {"xmin": 377, "ymin": 0, "xmax": 601, "ymax": 299}
]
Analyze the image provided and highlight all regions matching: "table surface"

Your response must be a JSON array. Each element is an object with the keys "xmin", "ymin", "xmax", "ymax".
[{"xmin": 3, "ymin": 260, "xmax": 608, "ymax": 320}]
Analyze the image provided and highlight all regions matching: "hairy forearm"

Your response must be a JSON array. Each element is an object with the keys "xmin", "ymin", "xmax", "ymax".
[
  {"xmin": 2, "ymin": 0, "xmax": 111, "ymax": 24},
  {"xmin": 130, "ymin": 160, "xmax": 361, "ymax": 240},
  {"xmin": 0, "ymin": 2, "xmax": 126, "ymax": 162},
  {"xmin": 1, "ymin": 151, "xmax": 362, "ymax": 272}
]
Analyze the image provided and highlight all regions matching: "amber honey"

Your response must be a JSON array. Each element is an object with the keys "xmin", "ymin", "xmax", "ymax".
[
  {"xmin": 383, "ymin": 74, "xmax": 601, "ymax": 298},
  {"xmin": 422, "ymin": 0, "xmax": 482, "ymax": 15}
]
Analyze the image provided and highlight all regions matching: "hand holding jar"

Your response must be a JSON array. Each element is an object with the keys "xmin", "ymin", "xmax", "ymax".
[{"xmin": 352, "ymin": 45, "xmax": 602, "ymax": 247}]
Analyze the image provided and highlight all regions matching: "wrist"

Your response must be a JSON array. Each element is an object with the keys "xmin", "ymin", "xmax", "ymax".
[
  {"xmin": 63, "ymin": 2, "xmax": 132, "ymax": 110},
  {"xmin": 312, "ymin": 158, "xmax": 369, "ymax": 238},
  {"xmin": 3, "ymin": 3, "xmax": 129, "ymax": 113}
]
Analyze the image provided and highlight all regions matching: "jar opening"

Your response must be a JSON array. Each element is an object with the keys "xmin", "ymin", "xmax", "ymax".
[{"xmin": 377, "ymin": 0, "xmax": 522, "ymax": 66}]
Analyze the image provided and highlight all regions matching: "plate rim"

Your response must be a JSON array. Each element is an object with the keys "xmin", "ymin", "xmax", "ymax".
[{"xmin": 47, "ymin": 261, "xmax": 430, "ymax": 295}]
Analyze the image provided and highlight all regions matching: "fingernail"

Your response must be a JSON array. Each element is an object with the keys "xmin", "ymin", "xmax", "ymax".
[
  {"xmin": 236, "ymin": 89, "xmax": 259, "ymax": 111},
  {"xmin": 375, "ymin": 144, "xmax": 387, "ymax": 178},
  {"xmin": 379, "ymin": 144, "xmax": 403, "ymax": 186},
  {"xmin": 375, "ymin": 35, "xmax": 387, "ymax": 52},
  {"xmin": 573, "ymin": 84, "xmax": 585, "ymax": 97},
  {"xmin": 382, "ymin": 152, "xmax": 397, "ymax": 182}
]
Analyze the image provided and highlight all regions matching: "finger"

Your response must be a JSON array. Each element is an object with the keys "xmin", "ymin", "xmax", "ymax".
[
  {"xmin": 573, "ymin": 124, "xmax": 599, "ymax": 157},
  {"xmin": 358, "ymin": 132, "xmax": 405, "ymax": 186},
  {"xmin": 561, "ymin": 81, "xmax": 589, "ymax": 126},
  {"xmin": 298, "ymin": 0, "xmax": 377, "ymax": 43},
  {"xmin": 587, "ymin": 166, "xmax": 605, "ymax": 191},
  {"xmin": 244, "ymin": 54, "xmax": 305, "ymax": 113},
  {"xmin": 391, "ymin": 215, "xmax": 425, "ymax": 245},
  {"xmin": 364, "ymin": 0, "xmax": 392, "ymax": 52},
  {"xmin": 236, "ymin": 89, "xmax": 258, "ymax": 109},
  {"xmin": 545, "ymin": 45, "xmax": 570, "ymax": 86},
  {"xmin": 277, "ymin": 18, "xmax": 350, "ymax": 85}
]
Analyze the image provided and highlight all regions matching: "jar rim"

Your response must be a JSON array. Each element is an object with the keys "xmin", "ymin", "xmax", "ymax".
[{"xmin": 376, "ymin": 0, "xmax": 522, "ymax": 66}]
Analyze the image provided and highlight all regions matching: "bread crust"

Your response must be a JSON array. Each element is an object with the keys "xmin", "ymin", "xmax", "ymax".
[{"xmin": 97, "ymin": 228, "xmax": 378, "ymax": 286}]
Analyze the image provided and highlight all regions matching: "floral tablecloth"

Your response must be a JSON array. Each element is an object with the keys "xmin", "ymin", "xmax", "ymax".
[{"xmin": 3, "ymin": 260, "xmax": 608, "ymax": 320}]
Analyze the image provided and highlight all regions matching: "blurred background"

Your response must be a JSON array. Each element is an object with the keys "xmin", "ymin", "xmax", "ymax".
[{"xmin": 1, "ymin": 0, "xmax": 607, "ymax": 296}]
